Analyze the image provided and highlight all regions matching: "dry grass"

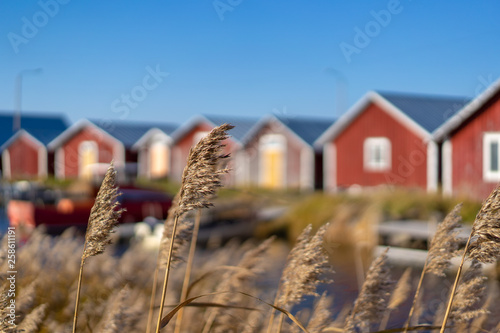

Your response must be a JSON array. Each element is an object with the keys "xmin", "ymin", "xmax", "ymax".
[{"xmin": 3, "ymin": 126, "xmax": 500, "ymax": 332}]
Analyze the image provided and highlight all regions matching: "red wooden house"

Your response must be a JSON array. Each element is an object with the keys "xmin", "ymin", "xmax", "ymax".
[
  {"xmin": 48, "ymin": 119, "xmax": 177, "ymax": 180},
  {"xmin": 170, "ymin": 114, "xmax": 258, "ymax": 186},
  {"xmin": 48, "ymin": 119, "xmax": 126, "ymax": 179},
  {"xmin": 434, "ymin": 79, "xmax": 500, "ymax": 200},
  {"xmin": 242, "ymin": 115, "xmax": 334, "ymax": 191},
  {"xmin": 0, "ymin": 112, "xmax": 68, "ymax": 179},
  {"xmin": 317, "ymin": 91, "xmax": 470, "ymax": 192}
]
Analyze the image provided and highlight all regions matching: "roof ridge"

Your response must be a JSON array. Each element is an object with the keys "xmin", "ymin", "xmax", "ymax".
[{"xmin": 376, "ymin": 90, "xmax": 471, "ymax": 101}]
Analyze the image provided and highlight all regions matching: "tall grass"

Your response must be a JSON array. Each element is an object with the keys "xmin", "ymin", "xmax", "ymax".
[{"xmin": 2, "ymin": 125, "xmax": 500, "ymax": 332}]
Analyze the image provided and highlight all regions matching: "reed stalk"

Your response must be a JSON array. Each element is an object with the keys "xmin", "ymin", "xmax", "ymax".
[
  {"xmin": 153, "ymin": 123, "xmax": 233, "ymax": 333},
  {"xmin": 72, "ymin": 255, "xmax": 85, "ymax": 333},
  {"xmin": 403, "ymin": 204, "xmax": 462, "ymax": 333},
  {"xmin": 174, "ymin": 209, "xmax": 202, "ymax": 333},
  {"xmin": 72, "ymin": 163, "xmax": 123, "ymax": 333},
  {"xmin": 439, "ymin": 233, "xmax": 472, "ymax": 333}
]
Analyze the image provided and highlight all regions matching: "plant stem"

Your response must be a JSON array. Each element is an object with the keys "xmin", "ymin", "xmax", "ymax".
[
  {"xmin": 174, "ymin": 210, "xmax": 201, "ymax": 333},
  {"xmin": 276, "ymin": 312, "xmax": 285, "ymax": 332},
  {"xmin": 266, "ymin": 280, "xmax": 283, "ymax": 333},
  {"xmin": 403, "ymin": 260, "xmax": 429, "ymax": 332},
  {"xmin": 439, "ymin": 231, "xmax": 473, "ymax": 333},
  {"xmin": 72, "ymin": 256, "xmax": 85, "ymax": 333},
  {"xmin": 155, "ymin": 215, "xmax": 180, "ymax": 333},
  {"xmin": 146, "ymin": 265, "xmax": 160, "ymax": 333}
]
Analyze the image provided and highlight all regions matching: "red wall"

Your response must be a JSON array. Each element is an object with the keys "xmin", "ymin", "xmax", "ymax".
[
  {"xmin": 62, "ymin": 126, "xmax": 117, "ymax": 178},
  {"xmin": 334, "ymin": 102, "xmax": 428, "ymax": 189},
  {"xmin": 7, "ymin": 135, "xmax": 40, "ymax": 178},
  {"xmin": 450, "ymin": 93, "xmax": 500, "ymax": 200},
  {"xmin": 172, "ymin": 123, "xmax": 236, "ymax": 182}
]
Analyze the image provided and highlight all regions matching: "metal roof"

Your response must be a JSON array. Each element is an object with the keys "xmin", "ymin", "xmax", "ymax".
[
  {"xmin": 90, "ymin": 119, "xmax": 178, "ymax": 148},
  {"xmin": 172, "ymin": 114, "xmax": 259, "ymax": 144},
  {"xmin": 0, "ymin": 112, "xmax": 68, "ymax": 148},
  {"xmin": 275, "ymin": 115, "xmax": 335, "ymax": 146},
  {"xmin": 433, "ymin": 77, "xmax": 500, "ymax": 141},
  {"xmin": 202, "ymin": 114, "xmax": 259, "ymax": 142},
  {"xmin": 377, "ymin": 91, "xmax": 470, "ymax": 133}
]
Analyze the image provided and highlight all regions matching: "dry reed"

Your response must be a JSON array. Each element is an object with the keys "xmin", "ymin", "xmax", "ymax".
[
  {"xmin": 404, "ymin": 203, "xmax": 462, "ymax": 332},
  {"xmin": 441, "ymin": 184, "xmax": 500, "ymax": 332},
  {"xmin": 154, "ymin": 123, "xmax": 233, "ymax": 333},
  {"xmin": 344, "ymin": 248, "xmax": 393, "ymax": 333},
  {"xmin": 73, "ymin": 162, "xmax": 124, "ymax": 333},
  {"xmin": 380, "ymin": 267, "xmax": 412, "ymax": 330},
  {"xmin": 269, "ymin": 223, "xmax": 330, "ymax": 332}
]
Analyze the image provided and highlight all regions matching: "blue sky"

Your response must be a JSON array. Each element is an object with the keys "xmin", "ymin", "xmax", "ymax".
[{"xmin": 1, "ymin": 1, "xmax": 500, "ymax": 126}]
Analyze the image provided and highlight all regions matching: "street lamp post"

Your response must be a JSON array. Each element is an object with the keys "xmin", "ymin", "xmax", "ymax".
[
  {"xmin": 14, "ymin": 68, "xmax": 42, "ymax": 131},
  {"xmin": 324, "ymin": 67, "xmax": 348, "ymax": 118}
]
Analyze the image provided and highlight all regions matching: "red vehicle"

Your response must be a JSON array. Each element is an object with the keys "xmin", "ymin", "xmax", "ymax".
[{"xmin": 7, "ymin": 183, "xmax": 172, "ymax": 237}]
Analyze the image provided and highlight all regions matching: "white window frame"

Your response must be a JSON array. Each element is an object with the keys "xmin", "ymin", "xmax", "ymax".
[
  {"xmin": 483, "ymin": 132, "xmax": 500, "ymax": 182},
  {"xmin": 363, "ymin": 137, "xmax": 391, "ymax": 171}
]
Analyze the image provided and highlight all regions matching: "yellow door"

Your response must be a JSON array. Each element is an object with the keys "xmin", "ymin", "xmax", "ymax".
[
  {"xmin": 79, "ymin": 141, "xmax": 97, "ymax": 179},
  {"xmin": 150, "ymin": 142, "xmax": 169, "ymax": 178},
  {"xmin": 260, "ymin": 134, "xmax": 285, "ymax": 189}
]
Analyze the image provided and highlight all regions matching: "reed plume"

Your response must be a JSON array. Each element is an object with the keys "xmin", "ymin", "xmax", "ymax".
[
  {"xmin": 468, "ymin": 186, "xmax": 500, "ymax": 263},
  {"xmin": 449, "ymin": 260, "xmax": 488, "ymax": 324},
  {"xmin": 155, "ymin": 123, "xmax": 233, "ymax": 333},
  {"xmin": 73, "ymin": 162, "xmax": 124, "ymax": 333},
  {"xmin": 345, "ymin": 248, "xmax": 393, "ymax": 333},
  {"xmin": 98, "ymin": 286, "xmax": 144, "ymax": 333},
  {"xmin": 17, "ymin": 303, "xmax": 48, "ymax": 333},
  {"xmin": 380, "ymin": 267, "xmax": 412, "ymax": 330},
  {"xmin": 404, "ymin": 204, "xmax": 462, "ymax": 332},
  {"xmin": 202, "ymin": 236, "xmax": 276, "ymax": 333},
  {"xmin": 426, "ymin": 204, "xmax": 463, "ymax": 276},
  {"xmin": 306, "ymin": 292, "xmax": 333, "ymax": 333},
  {"xmin": 158, "ymin": 195, "xmax": 194, "ymax": 269},
  {"xmin": 441, "ymin": 184, "xmax": 500, "ymax": 332},
  {"xmin": 269, "ymin": 223, "xmax": 330, "ymax": 332}
]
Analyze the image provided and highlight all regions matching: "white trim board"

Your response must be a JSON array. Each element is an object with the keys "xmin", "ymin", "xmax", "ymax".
[
  {"xmin": 316, "ymin": 91, "xmax": 432, "ymax": 147},
  {"xmin": 434, "ymin": 77, "xmax": 500, "ymax": 141}
]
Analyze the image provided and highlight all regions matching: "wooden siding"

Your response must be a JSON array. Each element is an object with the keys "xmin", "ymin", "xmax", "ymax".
[
  {"xmin": 450, "ymin": 92, "xmax": 500, "ymax": 199},
  {"xmin": 61, "ymin": 126, "xmax": 116, "ymax": 178},
  {"xmin": 171, "ymin": 122, "xmax": 236, "ymax": 183},
  {"xmin": 333, "ymin": 102, "xmax": 428, "ymax": 189},
  {"xmin": 244, "ymin": 121, "xmax": 307, "ymax": 189},
  {"xmin": 7, "ymin": 135, "xmax": 40, "ymax": 178}
]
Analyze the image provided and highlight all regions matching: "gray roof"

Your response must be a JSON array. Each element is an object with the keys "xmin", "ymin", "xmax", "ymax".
[
  {"xmin": 275, "ymin": 115, "xmax": 335, "ymax": 146},
  {"xmin": 0, "ymin": 111, "xmax": 69, "ymax": 148},
  {"xmin": 202, "ymin": 114, "xmax": 259, "ymax": 142},
  {"xmin": 90, "ymin": 119, "xmax": 178, "ymax": 148},
  {"xmin": 377, "ymin": 91, "xmax": 470, "ymax": 133}
]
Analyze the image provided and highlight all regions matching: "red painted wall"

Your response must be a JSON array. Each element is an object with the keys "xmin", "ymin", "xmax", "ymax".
[
  {"xmin": 172, "ymin": 122, "xmax": 236, "ymax": 183},
  {"xmin": 333, "ymin": 102, "xmax": 428, "ymax": 189},
  {"xmin": 62, "ymin": 126, "xmax": 117, "ymax": 178},
  {"xmin": 7, "ymin": 135, "xmax": 40, "ymax": 178},
  {"xmin": 450, "ymin": 93, "xmax": 500, "ymax": 200}
]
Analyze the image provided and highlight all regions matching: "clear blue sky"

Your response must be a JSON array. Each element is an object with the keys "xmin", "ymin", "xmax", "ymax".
[{"xmin": 1, "ymin": 1, "xmax": 500, "ymax": 126}]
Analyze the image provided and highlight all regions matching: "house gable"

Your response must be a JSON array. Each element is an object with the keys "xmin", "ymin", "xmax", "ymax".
[
  {"xmin": 446, "ymin": 89, "xmax": 500, "ymax": 199},
  {"xmin": 333, "ymin": 101, "xmax": 428, "ymax": 189},
  {"xmin": 1, "ymin": 130, "xmax": 47, "ymax": 179}
]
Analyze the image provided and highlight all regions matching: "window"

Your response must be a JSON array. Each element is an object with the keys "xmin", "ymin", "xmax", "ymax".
[
  {"xmin": 483, "ymin": 133, "xmax": 500, "ymax": 181},
  {"xmin": 79, "ymin": 140, "xmax": 98, "ymax": 178},
  {"xmin": 363, "ymin": 137, "xmax": 391, "ymax": 171},
  {"xmin": 193, "ymin": 131, "xmax": 210, "ymax": 145}
]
